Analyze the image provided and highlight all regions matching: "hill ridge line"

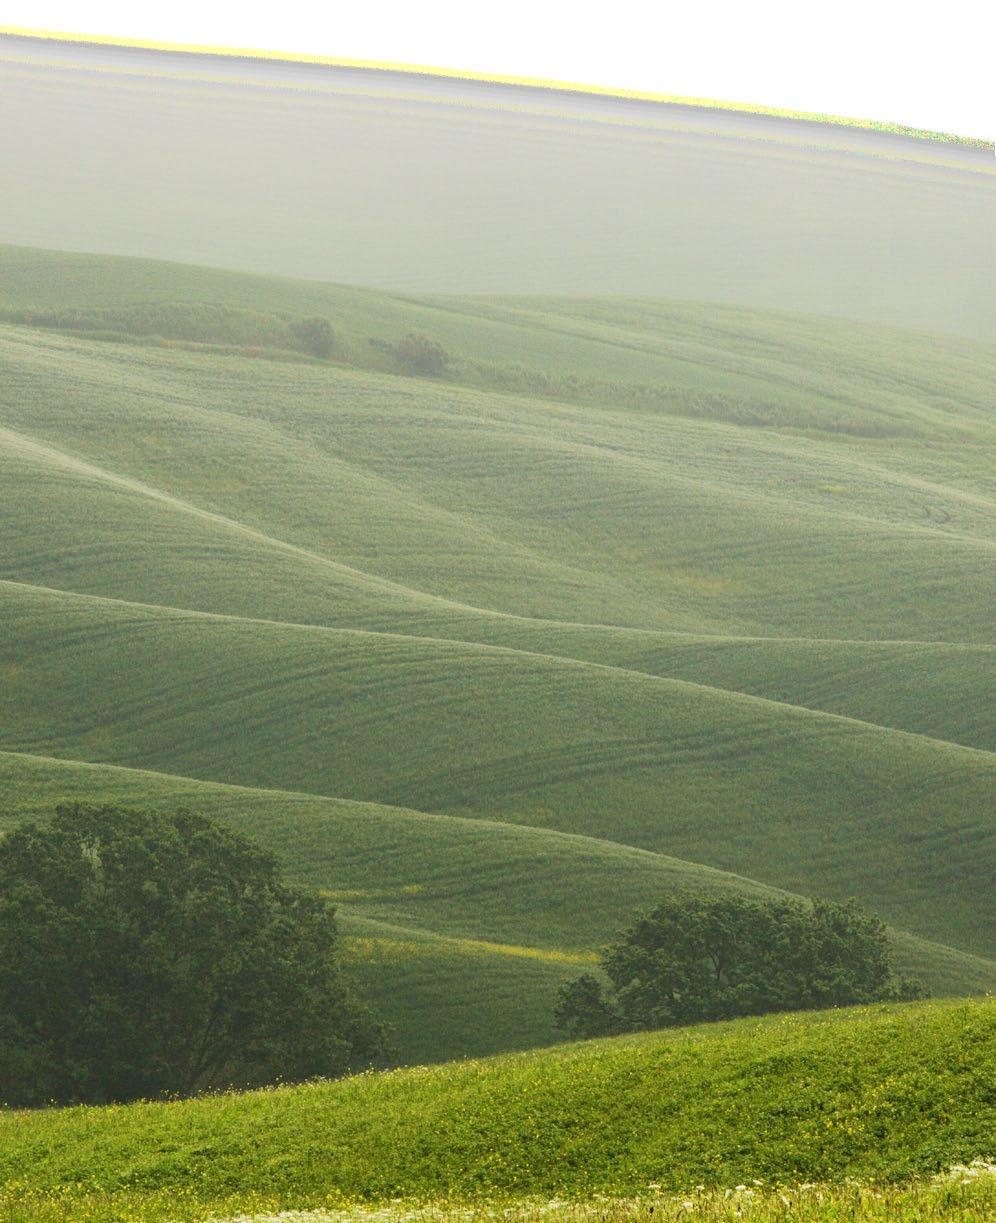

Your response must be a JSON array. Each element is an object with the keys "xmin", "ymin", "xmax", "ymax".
[
  {"xmin": 4, "ymin": 332, "xmax": 996, "ymax": 554},
  {"xmin": 4, "ymin": 578, "xmax": 994, "ymax": 760},
  {"xmin": 369, "ymin": 296, "xmax": 996, "ymax": 455},
  {"xmin": 0, "ymin": 747, "xmax": 799, "ymax": 888},
  {"xmin": 7, "ymin": 240, "xmax": 996, "ymax": 345},
  {"xmin": 0, "ymin": 422, "xmax": 462, "ymax": 610},
  {"xmin": 6, "ymin": 574, "xmax": 992, "ymax": 649},
  {"xmin": 1, "ymin": 419, "xmax": 659, "ymax": 625},
  {"xmin": 5, "ymin": 746, "xmax": 993, "ymax": 976}
]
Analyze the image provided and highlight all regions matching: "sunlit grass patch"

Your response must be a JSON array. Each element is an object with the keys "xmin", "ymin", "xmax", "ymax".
[
  {"xmin": 0, "ymin": 1001, "xmax": 991, "ymax": 1216},
  {"xmin": 1, "ymin": 1168, "xmax": 993, "ymax": 1222},
  {"xmin": 211, "ymin": 1173, "xmax": 996, "ymax": 1221}
]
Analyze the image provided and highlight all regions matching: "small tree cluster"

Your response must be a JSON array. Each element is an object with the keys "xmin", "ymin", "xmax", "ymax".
[
  {"xmin": 555, "ymin": 893, "xmax": 924, "ymax": 1039},
  {"xmin": 0, "ymin": 805, "xmax": 386, "ymax": 1107},
  {"xmin": 291, "ymin": 316, "xmax": 336, "ymax": 358},
  {"xmin": 8, "ymin": 303, "xmax": 338, "ymax": 359},
  {"xmin": 389, "ymin": 332, "xmax": 450, "ymax": 377}
]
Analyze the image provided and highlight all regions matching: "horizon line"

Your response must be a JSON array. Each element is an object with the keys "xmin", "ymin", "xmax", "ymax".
[{"xmin": 2, "ymin": 24, "xmax": 993, "ymax": 153}]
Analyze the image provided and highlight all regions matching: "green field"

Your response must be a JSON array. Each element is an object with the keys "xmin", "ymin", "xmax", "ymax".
[
  {"xmin": 0, "ymin": 244, "xmax": 994, "ymax": 1063},
  {"xmin": 3, "ymin": 748, "xmax": 992, "ymax": 1062},
  {"xmin": 1, "ymin": 33, "xmax": 993, "ymax": 1220},
  {"xmin": 0, "ymin": 999, "xmax": 991, "ymax": 1221}
]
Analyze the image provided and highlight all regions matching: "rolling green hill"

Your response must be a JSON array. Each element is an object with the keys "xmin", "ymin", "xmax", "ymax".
[
  {"xmin": 1, "ymin": 245, "xmax": 993, "ymax": 1060},
  {"xmin": 3, "ymin": 747, "xmax": 991, "ymax": 1063},
  {"xmin": 2, "ymin": 246, "xmax": 994, "ymax": 650},
  {"xmin": 1, "ymin": 581, "xmax": 993, "ymax": 958},
  {"xmin": 0, "ymin": 999, "xmax": 992, "ymax": 1222}
]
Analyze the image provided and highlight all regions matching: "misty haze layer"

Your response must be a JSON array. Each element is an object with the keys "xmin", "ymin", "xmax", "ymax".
[{"xmin": 1, "ymin": 33, "xmax": 994, "ymax": 338}]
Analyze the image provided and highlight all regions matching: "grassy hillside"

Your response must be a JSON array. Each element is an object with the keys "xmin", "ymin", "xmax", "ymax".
[
  {"xmin": 1, "ymin": 250, "xmax": 993, "ymax": 652},
  {"xmin": 0, "ymin": 1000, "xmax": 991, "ymax": 1222},
  {"xmin": 4, "ymin": 245, "xmax": 996, "ymax": 447},
  {"xmin": 3, "ymin": 748, "xmax": 991, "ymax": 1064},
  {"xmin": 1, "ymin": 580, "xmax": 993, "ymax": 958},
  {"xmin": 1, "ymin": 246, "xmax": 993, "ymax": 1058}
]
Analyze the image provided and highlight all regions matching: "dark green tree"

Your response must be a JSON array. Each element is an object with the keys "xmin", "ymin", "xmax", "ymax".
[
  {"xmin": 391, "ymin": 332, "xmax": 449, "ymax": 376},
  {"xmin": 0, "ymin": 804, "xmax": 385, "ymax": 1107},
  {"xmin": 556, "ymin": 893, "xmax": 923, "ymax": 1039},
  {"xmin": 291, "ymin": 316, "xmax": 336, "ymax": 358},
  {"xmin": 554, "ymin": 972, "xmax": 622, "ymax": 1040}
]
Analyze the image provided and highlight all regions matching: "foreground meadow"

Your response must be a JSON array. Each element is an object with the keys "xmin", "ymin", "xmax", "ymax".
[
  {"xmin": 0, "ymin": 1001, "xmax": 991, "ymax": 1223},
  {"xmin": 1, "ymin": 1167, "xmax": 993, "ymax": 1222}
]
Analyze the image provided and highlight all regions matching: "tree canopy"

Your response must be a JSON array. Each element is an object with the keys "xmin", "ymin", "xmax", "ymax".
[
  {"xmin": 390, "ymin": 332, "xmax": 450, "ymax": 376},
  {"xmin": 0, "ymin": 804, "xmax": 385, "ymax": 1107},
  {"xmin": 555, "ymin": 893, "xmax": 923, "ymax": 1039},
  {"xmin": 291, "ymin": 315, "xmax": 336, "ymax": 358}
]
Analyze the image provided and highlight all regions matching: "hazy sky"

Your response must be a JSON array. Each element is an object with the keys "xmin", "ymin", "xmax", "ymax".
[{"xmin": 3, "ymin": 0, "xmax": 993, "ymax": 141}]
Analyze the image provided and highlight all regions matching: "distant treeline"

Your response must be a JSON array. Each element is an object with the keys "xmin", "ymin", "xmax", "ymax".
[
  {"xmin": 460, "ymin": 360, "xmax": 914, "ymax": 436},
  {"xmin": 1, "ymin": 303, "xmax": 462, "ymax": 383},
  {"xmin": 0, "ymin": 304, "xmax": 908, "ymax": 432},
  {"xmin": 0, "ymin": 302, "xmax": 338, "ymax": 358}
]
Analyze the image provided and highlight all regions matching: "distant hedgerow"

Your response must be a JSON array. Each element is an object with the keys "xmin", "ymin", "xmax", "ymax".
[
  {"xmin": 375, "ymin": 331, "xmax": 450, "ymax": 376},
  {"xmin": 1, "ymin": 302, "xmax": 337, "ymax": 359},
  {"xmin": 291, "ymin": 315, "xmax": 337, "ymax": 358}
]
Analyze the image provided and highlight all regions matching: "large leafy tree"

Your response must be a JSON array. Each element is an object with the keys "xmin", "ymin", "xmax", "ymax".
[
  {"xmin": 0, "ymin": 804, "xmax": 386, "ymax": 1106},
  {"xmin": 555, "ymin": 892, "xmax": 923, "ymax": 1039}
]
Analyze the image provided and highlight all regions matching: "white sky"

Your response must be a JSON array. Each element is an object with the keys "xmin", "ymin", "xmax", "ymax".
[{"xmin": 3, "ymin": 0, "xmax": 993, "ymax": 141}]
